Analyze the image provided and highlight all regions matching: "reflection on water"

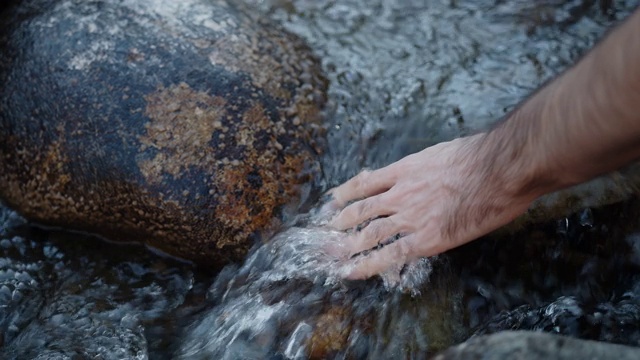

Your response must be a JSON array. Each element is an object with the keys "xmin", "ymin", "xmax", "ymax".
[{"xmin": 2, "ymin": 0, "xmax": 640, "ymax": 358}]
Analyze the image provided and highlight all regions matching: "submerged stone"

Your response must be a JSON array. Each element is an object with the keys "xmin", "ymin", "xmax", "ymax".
[
  {"xmin": 0, "ymin": 0, "xmax": 327, "ymax": 265},
  {"xmin": 434, "ymin": 331, "xmax": 640, "ymax": 360},
  {"xmin": 0, "ymin": 206, "xmax": 196, "ymax": 359},
  {"xmin": 175, "ymin": 211, "xmax": 467, "ymax": 360}
]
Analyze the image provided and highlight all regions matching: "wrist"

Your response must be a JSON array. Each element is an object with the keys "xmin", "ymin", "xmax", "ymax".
[
  {"xmin": 485, "ymin": 78, "xmax": 584, "ymax": 201},
  {"xmin": 441, "ymin": 133, "xmax": 538, "ymax": 243},
  {"xmin": 472, "ymin": 115, "xmax": 558, "ymax": 204}
]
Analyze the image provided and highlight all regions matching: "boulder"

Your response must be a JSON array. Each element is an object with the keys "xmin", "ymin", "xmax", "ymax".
[{"xmin": 0, "ymin": 0, "xmax": 327, "ymax": 266}]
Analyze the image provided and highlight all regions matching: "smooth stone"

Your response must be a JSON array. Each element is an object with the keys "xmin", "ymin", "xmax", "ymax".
[
  {"xmin": 434, "ymin": 330, "xmax": 640, "ymax": 360},
  {"xmin": 0, "ymin": 0, "xmax": 327, "ymax": 266}
]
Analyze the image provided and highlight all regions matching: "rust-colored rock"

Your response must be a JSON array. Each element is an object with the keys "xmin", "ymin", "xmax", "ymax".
[
  {"xmin": 307, "ymin": 307, "xmax": 353, "ymax": 359},
  {"xmin": 0, "ymin": 0, "xmax": 327, "ymax": 266}
]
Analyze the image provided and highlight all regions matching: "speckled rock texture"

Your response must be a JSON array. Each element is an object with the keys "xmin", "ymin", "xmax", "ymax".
[
  {"xmin": 0, "ymin": 0, "xmax": 327, "ymax": 266},
  {"xmin": 434, "ymin": 331, "xmax": 640, "ymax": 360}
]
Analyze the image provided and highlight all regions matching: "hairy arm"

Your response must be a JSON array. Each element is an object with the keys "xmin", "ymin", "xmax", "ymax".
[
  {"xmin": 328, "ymin": 9, "xmax": 640, "ymax": 279},
  {"xmin": 483, "ymin": 7, "xmax": 640, "ymax": 196}
]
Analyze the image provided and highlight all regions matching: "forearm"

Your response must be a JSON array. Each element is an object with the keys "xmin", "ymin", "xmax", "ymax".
[
  {"xmin": 327, "ymin": 8, "xmax": 640, "ymax": 278},
  {"xmin": 481, "ymin": 8, "xmax": 640, "ymax": 200}
]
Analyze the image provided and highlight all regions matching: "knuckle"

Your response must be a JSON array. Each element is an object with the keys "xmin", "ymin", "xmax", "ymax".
[
  {"xmin": 351, "ymin": 170, "xmax": 368, "ymax": 189},
  {"xmin": 353, "ymin": 170, "xmax": 371, "ymax": 190},
  {"xmin": 369, "ymin": 218, "xmax": 392, "ymax": 237},
  {"xmin": 365, "ymin": 220, "xmax": 384, "ymax": 241},
  {"xmin": 360, "ymin": 169, "xmax": 373, "ymax": 178},
  {"xmin": 344, "ymin": 203, "xmax": 362, "ymax": 221},
  {"xmin": 356, "ymin": 199, "xmax": 373, "ymax": 219}
]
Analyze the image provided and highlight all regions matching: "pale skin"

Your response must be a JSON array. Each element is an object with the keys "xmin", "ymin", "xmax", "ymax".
[{"xmin": 328, "ymin": 8, "xmax": 640, "ymax": 279}]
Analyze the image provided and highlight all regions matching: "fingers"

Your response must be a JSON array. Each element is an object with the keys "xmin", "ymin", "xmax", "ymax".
[
  {"xmin": 329, "ymin": 168, "xmax": 395, "ymax": 209},
  {"xmin": 345, "ymin": 216, "xmax": 406, "ymax": 256},
  {"xmin": 341, "ymin": 231, "xmax": 449, "ymax": 279},
  {"xmin": 331, "ymin": 194, "xmax": 395, "ymax": 230},
  {"xmin": 341, "ymin": 234, "xmax": 419, "ymax": 279}
]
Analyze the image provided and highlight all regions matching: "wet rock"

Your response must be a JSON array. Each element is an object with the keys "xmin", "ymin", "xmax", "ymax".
[
  {"xmin": 450, "ymin": 198, "xmax": 640, "ymax": 337},
  {"xmin": 176, "ymin": 213, "xmax": 466, "ymax": 359},
  {"xmin": 0, "ymin": 206, "xmax": 195, "ymax": 359},
  {"xmin": 0, "ymin": 0, "xmax": 327, "ymax": 266},
  {"xmin": 434, "ymin": 331, "xmax": 640, "ymax": 360},
  {"xmin": 472, "ymin": 294, "xmax": 640, "ymax": 345},
  {"xmin": 503, "ymin": 163, "xmax": 640, "ymax": 235}
]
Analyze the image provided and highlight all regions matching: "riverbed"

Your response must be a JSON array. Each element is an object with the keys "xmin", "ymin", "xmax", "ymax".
[{"xmin": 1, "ymin": 0, "xmax": 640, "ymax": 358}]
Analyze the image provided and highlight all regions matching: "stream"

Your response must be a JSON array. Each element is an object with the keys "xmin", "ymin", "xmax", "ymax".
[{"xmin": 2, "ymin": 0, "xmax": 640, "ymax": 359}]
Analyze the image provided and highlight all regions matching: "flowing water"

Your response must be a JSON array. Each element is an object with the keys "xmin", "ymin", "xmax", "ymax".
[
  {"xmin": 2, "ymin": 0, "xmax": 640, "ymax": 359},
  {"xmin": 175, "ymin": 210, "xmax": 453, "ymax": 359}
]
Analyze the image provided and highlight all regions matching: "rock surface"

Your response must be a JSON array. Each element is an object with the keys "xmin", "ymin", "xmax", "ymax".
[
  {"xmin": 434, "ymin": 331, "xmax": 640, "ymax": 360},
  {"xmin": 0, "ymin": 0, "xmax": 327, "ymax": 266}
]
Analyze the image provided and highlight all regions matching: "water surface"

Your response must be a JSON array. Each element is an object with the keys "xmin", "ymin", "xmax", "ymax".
[{"xmin": 2, "ymin": 0, "xmax": 640, "ymax": 358}]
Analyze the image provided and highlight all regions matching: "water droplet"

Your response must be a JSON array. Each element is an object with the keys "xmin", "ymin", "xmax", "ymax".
[
  {"xmin": 556, "ymin": 218, "xmax": 569, "ymax": 235},
  {"xmin": 578, "ymin": 208, "xmax": 593, "ymax": 228}
]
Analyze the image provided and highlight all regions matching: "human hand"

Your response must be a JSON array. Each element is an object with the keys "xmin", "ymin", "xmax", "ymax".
[{"xmin": 326, "ymin": 134, "xmax": 537, "ymax": 279}]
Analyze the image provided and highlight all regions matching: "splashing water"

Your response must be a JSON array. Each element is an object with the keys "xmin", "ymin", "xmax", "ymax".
[
  {"xmin": 265, "ymin": 208, "xmax": 437, "ymax": 291},
  {"xmin": 176, "ymin": 210, "xmax": 460, "ymax": 359}
]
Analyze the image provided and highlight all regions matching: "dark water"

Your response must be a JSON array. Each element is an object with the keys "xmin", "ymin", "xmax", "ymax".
[
  {"xmin": 2, "ymin": 0, "xmax": 640, "ymax": 359},
  {"xmin": 0, "ymin": 209, "xmax": 204, "ymax": 359}
]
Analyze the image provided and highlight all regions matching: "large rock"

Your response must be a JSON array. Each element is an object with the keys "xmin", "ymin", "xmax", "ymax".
[{"xmin": 0, "ymin": 0, "xmax": 327, "ymax": 266}]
